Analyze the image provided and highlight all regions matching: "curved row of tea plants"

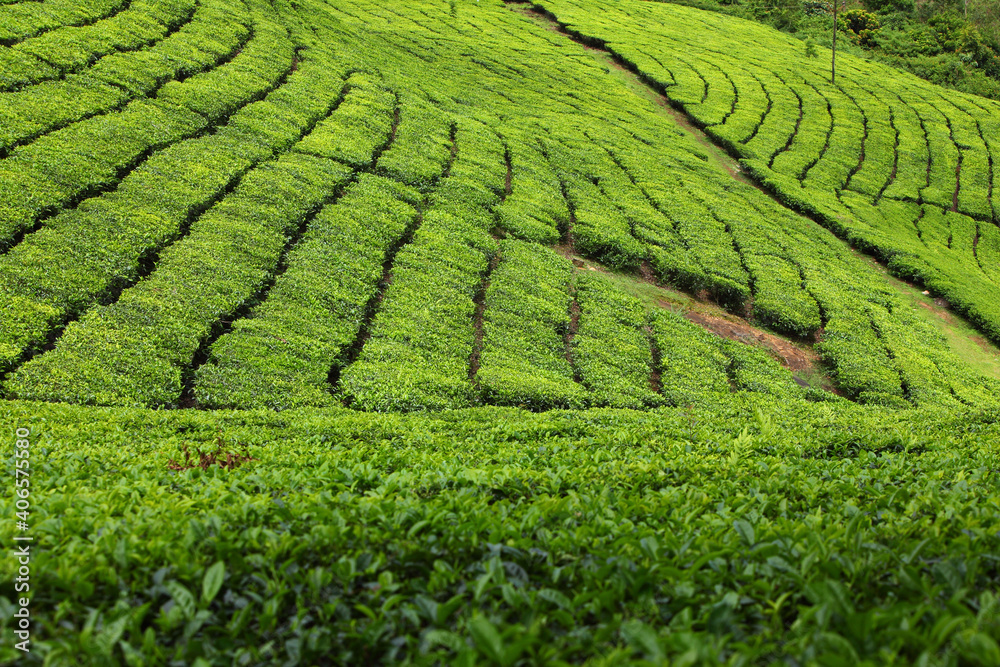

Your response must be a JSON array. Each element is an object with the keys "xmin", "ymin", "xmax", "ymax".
[
  {"xmin": 0, "ymin": 0, "xmax": 250, "ymax": 151},
  {"xmin": 532, "ymin": 0, "xmax": 1000, "ymax": 349},
  {"xmin": 1, "ymin": 0, "xmax": 998, "ymax": 411},
  {"xmin": 0, "ymin": 0, "xmax": 285, "ymax": 248},
  {"xmin": 0, "ymin": 35, "xmax": 335, "ymax": 380},
  {"xmin": 0, "ymin": 0, "xmax": 127, "ymax": 45},
  {"xmin": 0, "ymin": 0, "xmax": 198, "ymax": 92},
  {"xmin": 2, "ymin": 1, "xmax": 1000, "ymax": 663}
]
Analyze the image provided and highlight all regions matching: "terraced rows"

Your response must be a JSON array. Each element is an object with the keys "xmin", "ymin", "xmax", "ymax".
[
  {"xmin": 1, "ymin": 0, "xmax": 198, "ymax": 91},
  {"xmin": 8, "ymin": 2, "xmax": 1000, "ymax": 662},
  {"xmin": 0, "ymin": 0, "xmax": 128, "ymax": 46},
  {"xmin": 532, "ymin": 0, "xmax": 1000, "ymax": 348},
  {"xmin": 0, "ymin": 0, "xmax": 249, "ymax": 152},
  {"xmin": 1, "ymin": 0, "xmax": 997, "ymax": 411},
  {"xmin": 0, "ymin": 0, "xmax": 276, "ymax": 248}
]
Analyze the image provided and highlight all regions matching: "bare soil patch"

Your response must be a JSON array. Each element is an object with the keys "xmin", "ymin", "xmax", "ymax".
[{"xmin": 683, "ymin": 310, "xmax": 819, "ymax": 374}]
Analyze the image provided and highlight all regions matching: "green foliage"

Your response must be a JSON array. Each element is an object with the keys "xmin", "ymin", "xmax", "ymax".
[
  {"xmin": 12, "ymin": 0, "xmax": 196, "ymax": 72},
  {"xmin": 495, "ymin": 136, "xmax": 567, "ymax": 245},
  {"xmin": 0, "ymin": 98, "xmax": 208, "ymax": 247},
  {"xmin": 658, "ymin": 0, "xmax": 1000, "ymax": 97},
  {"xmin": 864, "ymin": 0, "xmax": 915, "ymax": 13},
  {"xmin": 1, "ymin": 0, "xmax": 1000, "ymax": 663},
  {"xmin": 2, "ymin": 399, "xmax": 1000, "ymax": 663},
  {"xmin": 573, "ymin": 273, "xmax": 663, "ymax": 408},
  {"xmin": 295, "ymin": 72, "xmax": 396, "ymax": 167},
  {"xmin": 651, "ymin": 309, "xmax": 807, "ymax": 405},
  {"xmin": 0, "ymin": 0, "xmax": 291, "ymax": 249},
  {"xmin": 0, "ymin": 0, "xmax": 224, "ymax": 138},
  {"xmin": 839, "ymin": 9, "xmax": 882, "ymax": 47},
  {"xmin": 818, "ymin": 308, "xmax": 903, "ymax": 400},
  {"xmin": 0, "ymin": 52, "xmax": 347, "ymax": 376},
  {"xmin": 89, "ymin": 0, "xmax": 252, "ymax": 96},
  {"xmin": 339, "ymin": 119, "xmax": 502, "ymax": 412},
  {"xmin": 155, "ymin": 8, "xmax": 293, "ymax": 120},
  {"xmin": 2, "ymin": 0, "xmax": 996, "ymax": 413},
  {"xmin": 7, "ymin": 153, "xmax": 353, "ymax": 407},
  {"xmin": 196, "ymin": 174, "xmax": 421, "ymax": 410},
  {"xmin": 651, "ymin": 308, "xmax": 732, "ymax": 404},
  {"xmin": 478, "ymin": 240, "xmax": 587, "ymax": 410},
  {"xmin": 0, "ymin": 0, "xmax": 127, "ymax": 44},
  {"xmin": 540, "ymin": 0, "xmax": 1000, "ymax": 406},
  {"xmin": 722, "ymin": 339, "xmax": 807, "ymax": 398},
  {"xmin": 375, "ymin": 98, "xmax": 454, "ymax": 190}
]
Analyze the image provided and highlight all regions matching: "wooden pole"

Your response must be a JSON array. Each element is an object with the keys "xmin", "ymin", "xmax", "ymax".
[{"xmin": 831, "ymin": 0, "xmax": 837, "ymax": 83}]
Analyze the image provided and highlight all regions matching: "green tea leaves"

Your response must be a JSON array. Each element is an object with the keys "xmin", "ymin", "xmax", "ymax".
[
  {"xmin": 733, "ymin": 519, "xmax": 756, "ymax": 548},
  {"xmin": 201, "ymin": 561, "xmax": 226, "ymax": 607}
]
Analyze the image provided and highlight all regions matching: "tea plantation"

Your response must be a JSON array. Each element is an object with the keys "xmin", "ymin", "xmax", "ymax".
[{"xmin": 1, "ymin": 0, "xmax": 999, "ymax": 663}]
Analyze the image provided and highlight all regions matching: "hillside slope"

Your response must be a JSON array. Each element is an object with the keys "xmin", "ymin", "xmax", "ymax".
[
  {"xmin": 1, "ymin": 0, "xmax": 999, "ymax": 411},
  {"xmin": 1, "ymin": 0, "xmax": 1000, "ymax": 663},
  {"xmin": 533, "ymin": 0, "xmax": 1000, "ymax": 350}
]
